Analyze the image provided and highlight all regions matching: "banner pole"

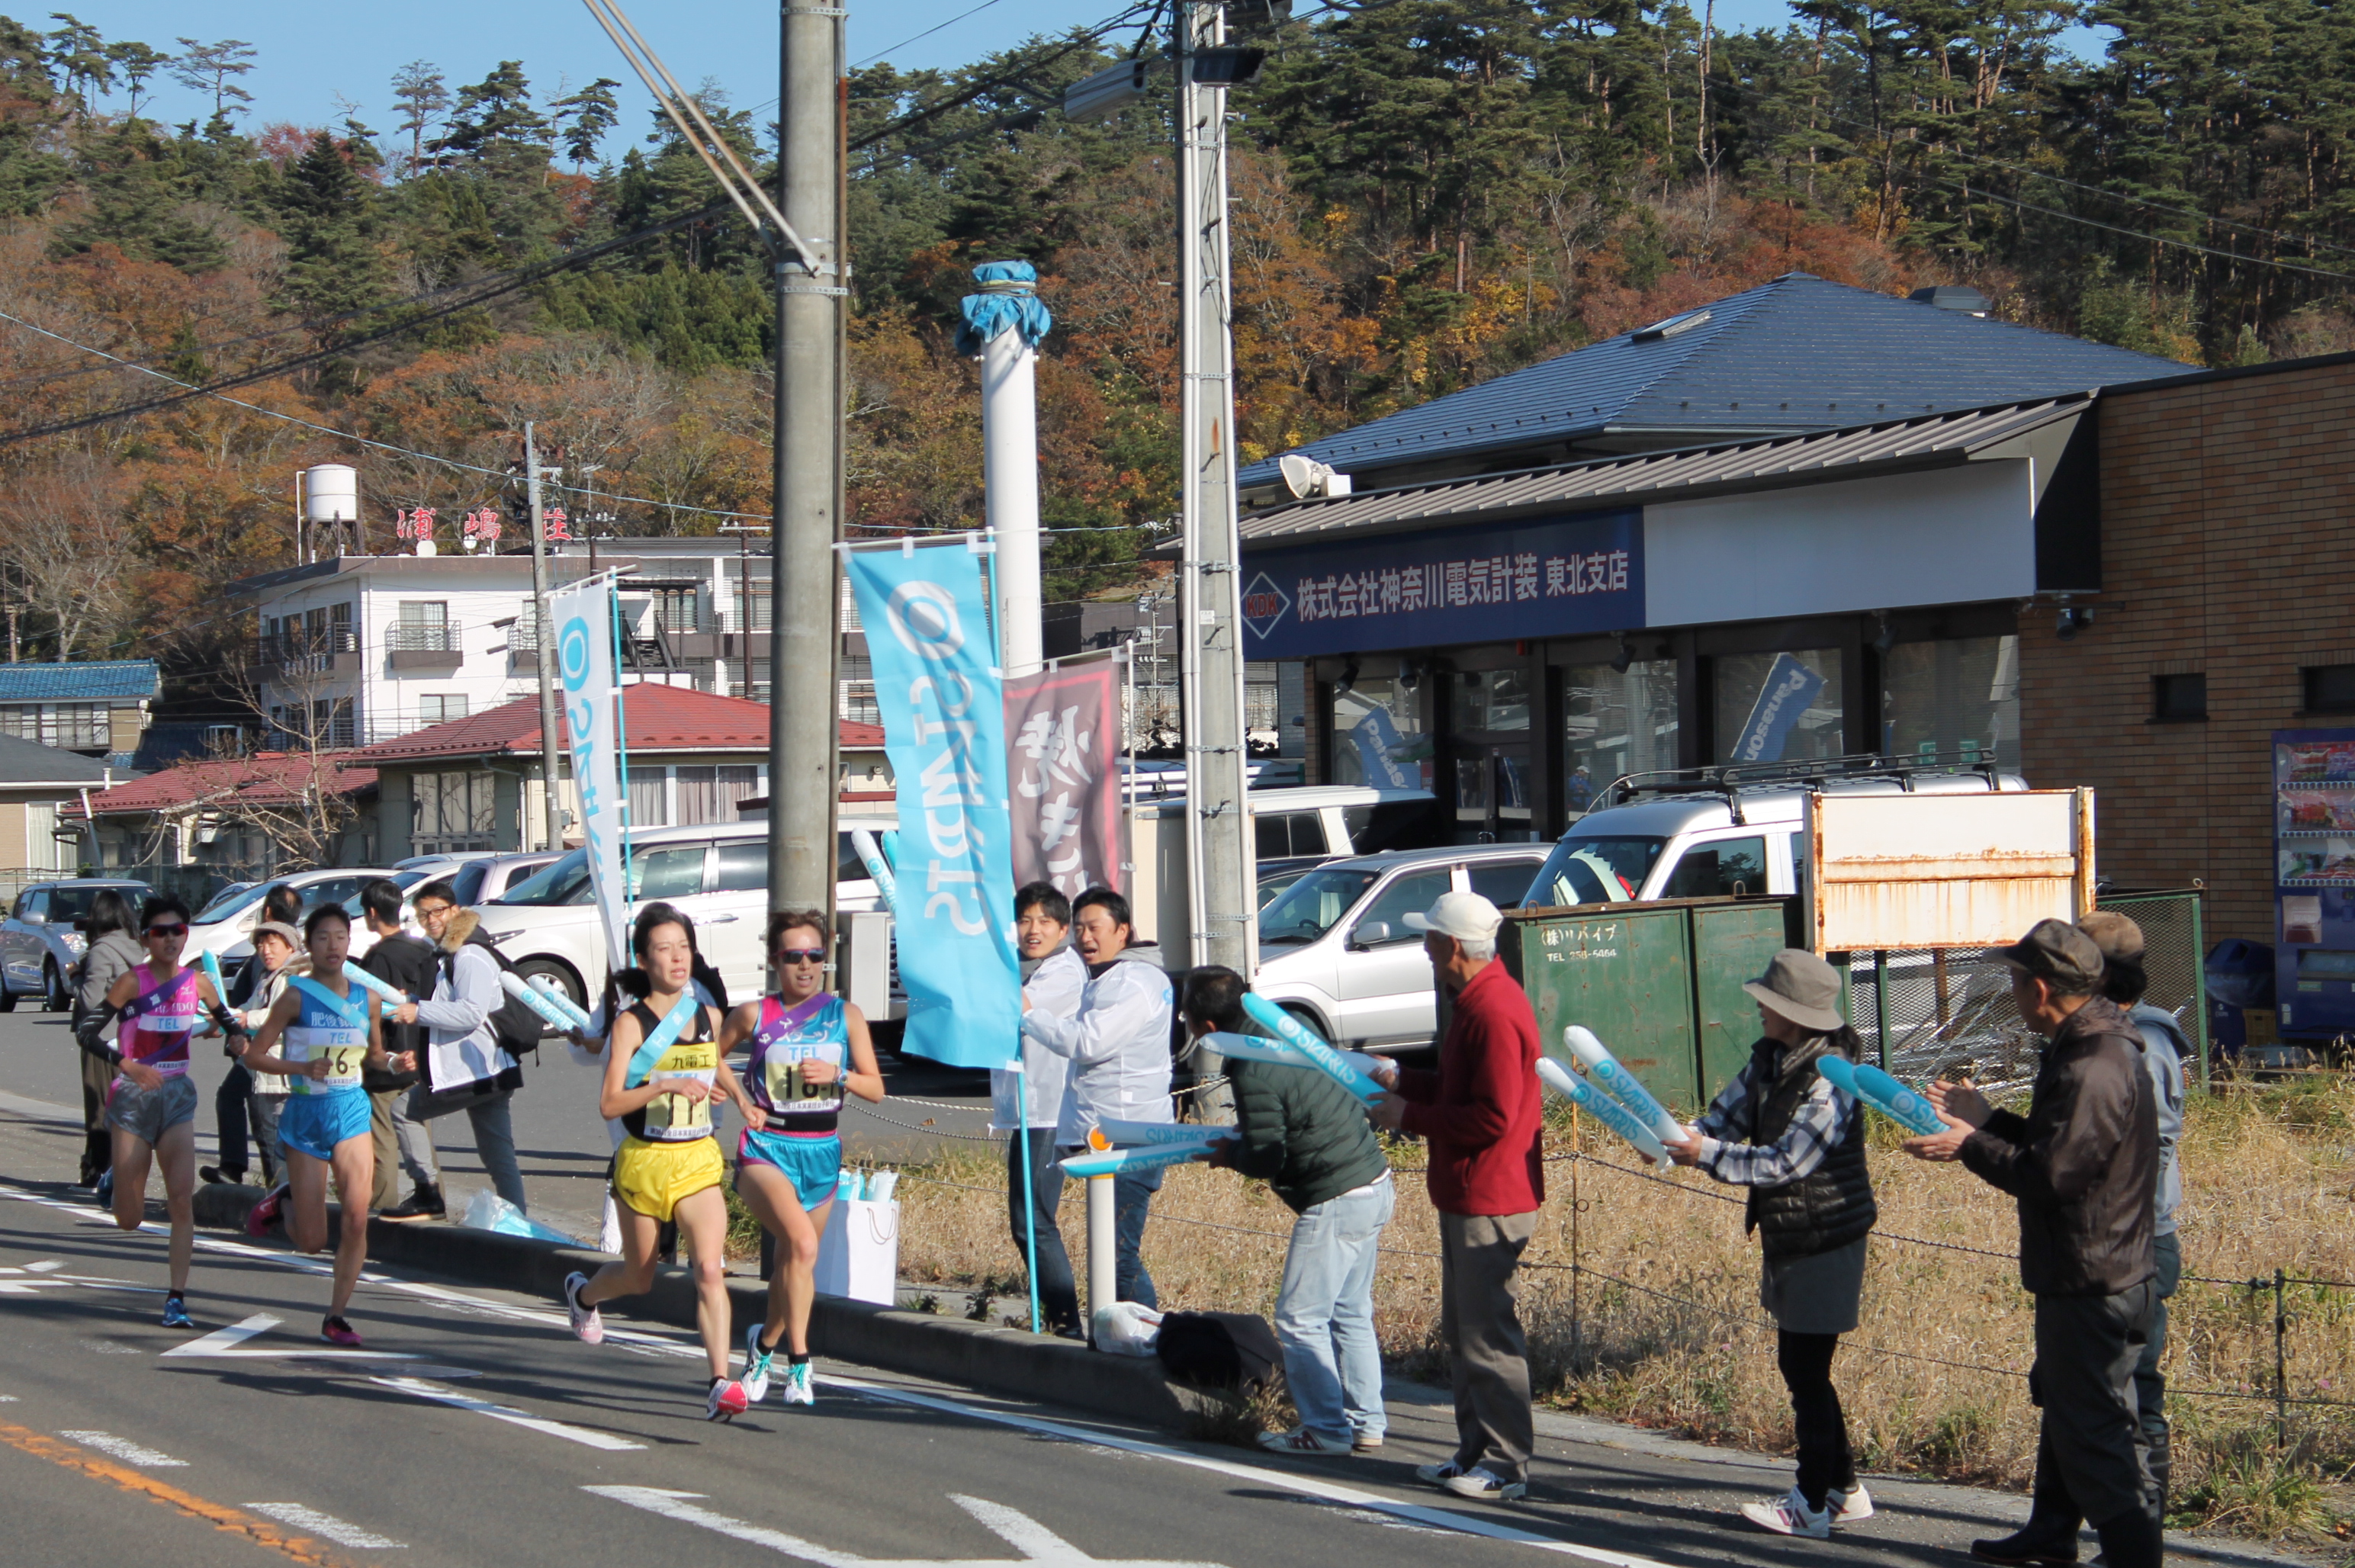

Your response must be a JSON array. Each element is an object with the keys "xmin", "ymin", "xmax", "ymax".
[
  {"xmin": 1017, "ymin": 1106, "xmax": 1041, "ymax": 1333},
  {"xmin": 611, "ymin": 583, "xmax": 633, "ymax": 939}
]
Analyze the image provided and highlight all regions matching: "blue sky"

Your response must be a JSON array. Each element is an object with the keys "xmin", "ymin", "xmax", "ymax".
[{"xmin": 48, "ymin": 0, "xmax": 2109, "ymax": 156}]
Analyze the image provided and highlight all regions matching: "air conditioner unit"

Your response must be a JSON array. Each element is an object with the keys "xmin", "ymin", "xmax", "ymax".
[{"xmin": 1065, "ymin": 59, "xmax": 1157, "ymax": 122}]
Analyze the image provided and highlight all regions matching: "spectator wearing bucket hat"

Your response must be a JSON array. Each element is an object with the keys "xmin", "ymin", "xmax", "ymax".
[
  {"xmin": 1364, "ymin": 889, "xmax": 1544, "ymax": 1504},
  {"xmin": 1904, "ymin": 918, "xmax": 2161, "ymax": 1568},
  {"xmin": 2079, "ymin": 911, "xmax": 2190, "ymax": 1513},
  {"xmin": 1663, "ymin": 949, "xmax": 1878, "ymax": 1540}
]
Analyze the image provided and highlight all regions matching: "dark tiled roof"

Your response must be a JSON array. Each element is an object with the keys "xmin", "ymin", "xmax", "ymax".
[
  {"xmin": 0, "ymin": 733, "xmax": 123, "ymax": 786},
  {"xmin": 1239, "ymin": 274, "xmax": 2191, "ymax": 488},
  {"xmin": 0, "ymin": 659, "xmax": 162, "ymax": 704}
]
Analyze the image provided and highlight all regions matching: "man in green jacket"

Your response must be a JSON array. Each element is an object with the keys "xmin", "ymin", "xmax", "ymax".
[{"xmin": 1181, "ymin": 966, "xmax": 1392, "ymax": 1457}]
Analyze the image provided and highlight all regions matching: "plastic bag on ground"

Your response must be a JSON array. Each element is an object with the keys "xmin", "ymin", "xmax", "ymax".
[
  {"xmin": 1091, "ymin": 1301, "xmax": 1165, "ymax": 1355},
  {"xmin": 460, "ymin": 1188, "xmax": 577, "ymax": 1245}
]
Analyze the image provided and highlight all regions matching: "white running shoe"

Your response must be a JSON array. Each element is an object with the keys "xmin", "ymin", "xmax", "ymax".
[
  {"xmin": 1740, "ymin": 1486, "xmax": 1833, "ymax": 1539},
  {"xmin": 1830, "ymin": 1483, "xmax": 1873, "ymax": 1523},
  {"xmin": 1440, "ymin": 1467, "xmax": 1527, "ymax": 1502},
  {"xmin": 1415, "ymin": 1460, "xmax": 1466, "ymax": 1486},
  {"xmin": 741, "ymin": 1324, "xmax": 775, "ymax": 1403},
  {"xmin": 780, "ymin": 1361, "xmax": 814, "ymax": 1406},
  {"xmin": 562, "ymin": 1271, "xmax": 603, "ymax": 1345},
  {"xmin": 706, "ymin": 1377, "xmax": 750, "ymax": 1422}
]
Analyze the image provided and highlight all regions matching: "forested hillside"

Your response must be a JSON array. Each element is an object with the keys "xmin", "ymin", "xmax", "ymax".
[{"xmin": 0, "ymin": 2, "xmax": 2347, "ymax": 674}]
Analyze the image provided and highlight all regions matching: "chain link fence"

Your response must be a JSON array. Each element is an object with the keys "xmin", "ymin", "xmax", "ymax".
[{"xmin": 1849, "ymin": 887, "xmax": 2208, "ymax": 1095}]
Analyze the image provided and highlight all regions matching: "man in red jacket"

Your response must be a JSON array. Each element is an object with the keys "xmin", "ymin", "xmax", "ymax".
[{"xmin": 1371, "ymin": 890, "xmax": 1544, "ymax": 1502}]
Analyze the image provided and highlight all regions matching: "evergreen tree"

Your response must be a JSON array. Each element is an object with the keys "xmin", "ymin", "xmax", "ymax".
[
  {"xmin": 390, "ymin": 59, "xmax": 447, "ymax": 172},
  {"xmin": 277, "ymin": 129, "xmax": 387, "ymax": 322},
  {"xmin": 552, "ymin": 76, "xmax": 621, "ymax": 169}
]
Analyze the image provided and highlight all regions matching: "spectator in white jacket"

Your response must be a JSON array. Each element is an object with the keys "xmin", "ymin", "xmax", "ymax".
[
  {"xmin": 1019, "ymin": 887, "xmax": 1173, "ymax": 1308},
  {"xmin": 996, "ymin": 882, "xmax": 1087, "ymax": 1333},
  {"xmin": 389, "ymin": 883, "xmax": 526, "ymax": 1212}
]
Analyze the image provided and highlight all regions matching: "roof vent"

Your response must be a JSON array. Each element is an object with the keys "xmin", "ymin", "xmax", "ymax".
[
  {"xmin": 1631, "ymin": 308, "xmax": 1711, "ymax": 343},
  {"xmin": 1910, "ymin": 284, "xmax": 1990, "ymax": 316}
]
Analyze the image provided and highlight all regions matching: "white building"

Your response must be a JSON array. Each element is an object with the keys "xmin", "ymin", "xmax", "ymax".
[{"xmin": 228, "ymin": 538, "xmax": 873, "ymax": 748}]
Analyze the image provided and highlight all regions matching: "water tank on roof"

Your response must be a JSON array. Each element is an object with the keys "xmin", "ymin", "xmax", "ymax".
[{"xmin": 303, "ymin": 464, "xmax": 358, "ymax": 523}]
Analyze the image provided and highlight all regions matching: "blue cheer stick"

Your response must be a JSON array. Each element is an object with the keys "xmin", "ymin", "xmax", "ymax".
[
  {"xmin": 850, "ymin": 827, "xmax": 899, "ymax": 918},
  {"xmin": 1239, "ymin": 993, "xmax": 1385, "ymax": 1103},
  {"xmin": 337, "ymin": 963, "xmax": 408, "ymax": 1007},
  {"xmin": 1561, "ymin": 1026, "xmax": 1682, "ymax": 1144},
  {"xmin": 1816, "ymin": 1055, "xmax": 1948, "ymax": 1136},
  {"xmin": 1537, "ymin": 1056, "xmax": 1669, "ymax": 1166},
  {"xmin": 502, "ymin": 972, "xmax": 581, "ymax": 1033},
  {"xmin": 1094, "ymin": 1117, "xmax": 1237, "ymax": 1149},
  {"xmin": 1062, "ymin": 1139, "xmax": 1229, "ymax": 1178},
  {"xmin": 525, "ymin": 973, "xmax": 594, "ymax": 1032},
  {"xmin": 623, "ymin": 991, "xmax": 705, "ymax": 1088}
]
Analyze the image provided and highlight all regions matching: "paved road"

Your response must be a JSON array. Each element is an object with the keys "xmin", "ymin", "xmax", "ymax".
[
  {"xmin": 0, "ymin": 1078, "xmax": 2299, "ymax": 1568},
  {"xmin": 0, "ymin": 1008, "xmax": 997, "ymax": 1240}
]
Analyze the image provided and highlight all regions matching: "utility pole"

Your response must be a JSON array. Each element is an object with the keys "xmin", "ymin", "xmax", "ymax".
[
  {"xmin": 525, "ymin": 422, "xmax": 567, "ymax": 853},
  {"xmin": 1176, "ymin": 0, "xmax": 1256, "ymax": 976},
  {"xmin": 770, "ymin": 0, "xmax": 847, "ymax": 925}
]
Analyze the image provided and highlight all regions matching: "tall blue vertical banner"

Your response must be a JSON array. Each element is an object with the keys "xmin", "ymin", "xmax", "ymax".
[
  {"xmin": 548, "ymin": 575, "xmax": 629, "ymax": 972},
  {"xmin": 845, "ymin": 541, "xmax": 1021, "ymax": 1068}
]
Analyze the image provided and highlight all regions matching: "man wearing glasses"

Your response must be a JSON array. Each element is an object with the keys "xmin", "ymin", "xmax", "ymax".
[{"xmin": 389, "ymin": 882, "xmax": 529, "ymax": 1213}]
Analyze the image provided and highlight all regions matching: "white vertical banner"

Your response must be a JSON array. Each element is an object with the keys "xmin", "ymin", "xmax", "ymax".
[{"xmin": 549, "ymin": 575, "xmax": 629, "ymax": 972}]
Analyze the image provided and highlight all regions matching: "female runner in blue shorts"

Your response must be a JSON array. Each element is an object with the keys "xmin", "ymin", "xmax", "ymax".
[
  {"xmin": 718, "ymin": 909, "xmax": 884, "ymax": 1407},
  {"xmin": 244, "ymin": 904, "xmax": 403, "ymax": 1346}
]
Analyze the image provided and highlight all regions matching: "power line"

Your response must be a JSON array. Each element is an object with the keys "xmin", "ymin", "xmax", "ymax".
[
  {"xmin": 1936, "ymin": 179, "xmax": 2354, "ymax": 282},
  {"xmin": 853, "ymin": 0, "xmax": 1014, "ymax": 69}
]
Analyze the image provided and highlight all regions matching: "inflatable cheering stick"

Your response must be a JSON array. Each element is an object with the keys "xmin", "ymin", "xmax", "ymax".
[
  {"xmin": 501, "ymin": 971, "xmax": 580, "ymax": 1033},
  {"xmin": 1815, "ymin": 1055, "xmax": 1948, "ymax": 1136},
  {"xmin": 1561, "ymin": 1025, "xmax": 1682, "ymax": 1144},
  {"xmin": 338, "ymin": 964, "xmax": 409, "ymax": 1007},
  {"xmin": 1239, "ymin": 994, "xmax": 1385, "ymax": 1103},
  {"xmin": 1093, "ymin": 1117, "xmax": 1238, "ymax": 1149},
  {"xmin": 199, "ymin": 949, "xmax": 241, "ymax": 1037},
  {"xmin": 1536, "ymin": 1056, "xmax": 1669, "ymax": 1168},
  {"xmin": 525, "ymin": 973, "xmax": 595, "ymax": 1033},
  {"xmin": 850, "ymin": 827, "xmax": 899, "ymax": 919}
]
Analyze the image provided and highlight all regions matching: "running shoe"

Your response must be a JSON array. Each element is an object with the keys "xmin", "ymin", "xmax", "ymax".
[
  {"xmin": 1256, "ymin": 1426, "xmax": 1351, "ymax": 1455},
  {"xmin": 198, "ymin": 1165, "xmax": 244, "ymax": 1188},
  {"xmin": 706, "ymin": 1377, "xmax": 750, "ymax": 1422},
  {"xmin": 93, "ymin": 1170, "xmax": 113, "ymax": 1207},
  {"xmin": 160, "ymin": 1293, "xmax": 192, "ymax": 1329},
  {"xmin": 1352, "ymin": 1431, "xmax": 1385, "ymax": 1453},
  {"xmin": 741, "ymin": 1324, "xmax": 775, "ymax": 1403},
  {"xmin": 1439, "ymin": 1467, "xmax": 1528, "ymax": 1503},
  {"xmin": 780, "ymin": 1361, "xmax": 814, "ymax": 1407},
  {"xmin": 1830, "ymin": 1483, "xmax": 1875, "ymax": 1524},
  {"xmin": 1740, "ymin": 1486, "xmax": 1833, "ymax": 1539},
  {"xmin": 320, "ymin": 1316, "xmax": 363, "ymax": 1348},
  {"xmin": 246, "ymin": 1185, "xmax": 288, "ymax": 1238},
  {"xmin": 562, "ymin": 1271, "xmax": 603, "ymax": 1345},
  {"xmin": 1414, "ymin": 1460, "xmax": 1467, "ymax": 1486}
]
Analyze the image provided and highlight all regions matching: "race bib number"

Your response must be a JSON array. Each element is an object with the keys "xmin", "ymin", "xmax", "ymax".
[
  {"xmin": 648, "ymin": 1078, "xmax": 714, "ymax": 1136},
  {"xmin": 320, "ymin": 1046, "xmax": 366, "ymax": 1085},
  {"xmin": 766, "ymin": 1043, "xmax": 843, "ymax": 1106}
]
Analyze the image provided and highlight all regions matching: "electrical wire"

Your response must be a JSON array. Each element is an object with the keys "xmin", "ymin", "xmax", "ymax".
[
  {"xmin": 1933, "ymin": 179, "xmax": 2355, "ymax": 281},
  {"xmin": 854, "ymin": 0, "xmax": 1016, "ymax": 70}
]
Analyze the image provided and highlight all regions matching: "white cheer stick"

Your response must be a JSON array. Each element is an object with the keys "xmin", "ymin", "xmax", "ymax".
[
  {"xmin": 501, "ymin": 971, "xmax": 579, "ymax": 1033},
  {"xmin": 1537, "ymin": 1056, "xmax": 1669, "ymax": 1168},
  {"xmin": 1562, "ymin": 1025, "xmax": 1682, "ymax": 1144},
  {"xmin": 337, "ymin": 963, "xmax": 409, "ymax": 1007},
  {"xmin": 525, "ymin": 972, "xmax": 594, "ymax": 1032}
]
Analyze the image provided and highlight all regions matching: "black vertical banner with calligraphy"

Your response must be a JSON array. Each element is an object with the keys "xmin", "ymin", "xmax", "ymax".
[{"xmin": 1005, "ymin": 653, "xmax": 1126, "ymax": 898}]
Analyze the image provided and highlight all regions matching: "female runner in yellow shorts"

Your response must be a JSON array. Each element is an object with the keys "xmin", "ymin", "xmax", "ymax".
[{"xmin": 558, "ymin": 902, "xmax": 757, "ymax": 1419}]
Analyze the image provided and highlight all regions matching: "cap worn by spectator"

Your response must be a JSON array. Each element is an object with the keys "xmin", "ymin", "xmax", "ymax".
[
  {"xmin": 1743, "ymin": 949, "xmax": 1846, "ymax": 1033},
  {"xmin": 2076, "ymin": 911, "xmax": 2145, "ymax": 963},
  {"xmin": 1984, "ymin": 917, "xmax": 2106, "ymax": 994},
  {"xmin": 252, "ymin": 921, "xmax": 304, "ymax": 949},
  {"xmin": 1403, "ymin": 891, "xmax": 1503, "ymax": 943}
]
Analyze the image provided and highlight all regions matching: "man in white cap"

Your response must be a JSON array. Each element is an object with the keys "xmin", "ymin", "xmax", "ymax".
[{"xmin": 1367, "ymin": 889, "xmax": 1544, "ymax": 1502}]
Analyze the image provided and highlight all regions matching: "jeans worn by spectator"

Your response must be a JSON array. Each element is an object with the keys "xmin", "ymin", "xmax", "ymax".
[
  {"xmin": 1113, "ymin": 1161, "xmax": 1164, "ymax": 1309},
  {"xmin": 1006, "ymin": 1128, "xmax": 1078, "ymax": 1332},
  {"xmin": 1274, "ymin": 1174, "xmax": 1393, "ymax": 1444}
]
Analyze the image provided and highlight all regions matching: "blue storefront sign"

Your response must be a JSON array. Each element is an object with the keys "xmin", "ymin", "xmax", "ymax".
[{"xmin": 1239, "ymin": 508, "xmax": 1642, "ymax": 660}]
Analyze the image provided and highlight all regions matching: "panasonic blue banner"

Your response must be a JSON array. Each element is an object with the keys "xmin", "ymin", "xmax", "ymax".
[
  {"xmin": 844, "ymin": 539, "xmax": 1021, "ymax": 1068},
  {"xmin": 1239, "ymin": 507, "xmax": 1642, "ymax": 659},
  {"xmin": 1727, "ymin": 651, "xmax": 1828, "ymax": 764}
]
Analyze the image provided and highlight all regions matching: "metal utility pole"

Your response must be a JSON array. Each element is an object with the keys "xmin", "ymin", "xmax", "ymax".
[
  {"xmin": 771, "ymin": 0, "xmax": 847, "ymax": 924},
  {"xmin": 1176, "ymin": 0, "xmax": 1257, "ymax": 975},
  {"xmin": 525, "ymin": 422, "xmax": 567, "ymax": 853}
]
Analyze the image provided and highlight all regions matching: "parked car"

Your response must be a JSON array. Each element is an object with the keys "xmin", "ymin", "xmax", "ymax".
[
  {"xmin": 477, "ymin": 817, "xmax": 895, "ymax": 1011},
  {"xmin": 394, "ymin": 852, "xmax": 499, "ymax": 872},
  {"xmin": 0, "ymin": 879, "xmax": 154, "ymax": 1011},
  {"xmin": 182, "ymin": 867, "xmax": 396, "ymax": 964},
  {"xmin": 1251, "ymin": 843, "xmax": 1551, "ymax": 1052},
  {"xmin": 328, "ymin": 854, "xmax": 561, "ymax": 964}
]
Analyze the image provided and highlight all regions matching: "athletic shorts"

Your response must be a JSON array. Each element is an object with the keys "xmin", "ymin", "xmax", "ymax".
[
  {"xmin": 737, "ymin": 1128, "xmax": 842, "ymax": 1208},
  {"xmin": 611, "ymin": 1135, "xmax": 724, "ymax": 1224},
  {"xmin": 278, "ymin": 1091, "xmax": 373, "ymax": 1163},
  {"xmin": 105, "ymin": 1073, "xmax": 198, "ymax": 1144}
]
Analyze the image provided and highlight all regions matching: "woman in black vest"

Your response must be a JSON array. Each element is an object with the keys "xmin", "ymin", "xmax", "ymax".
[{"xmin": 1665, "ymin": 949, "xmax": 1878, "ymax": 1540}]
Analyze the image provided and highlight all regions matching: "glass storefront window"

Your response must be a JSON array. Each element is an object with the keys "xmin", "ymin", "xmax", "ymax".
[
  {"xmin": 1332, "ymin": 677, "xmax": 1430, "ymax": 789},
  {"xmin": 1714, "ymin": 648, "xmax": 1846, "ymax": 764},
  {"xmin": 1563, "ymin": 660, "xmax": 1679, "ymax": 815},
  {"xmin": 1458, "ymin": 667, "xmax": 1531, "ymax": 731},
  {"xmin": 1881, "ymin": 635, "xmax": 2019, "ymax": 766}
]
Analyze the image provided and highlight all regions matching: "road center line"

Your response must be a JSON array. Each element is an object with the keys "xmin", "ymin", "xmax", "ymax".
[
  {"xmin": 0, "ymin": 1418, "xmax": 345, "ymax": 1566},
  {"xmin": 245, "ymin": 1502, "xmax": 407, "ymax": 1549},
  {"xmin": 59, "ymin": 1428, "xmax": 188, "ymax": 1467},
  {"xmin": 368, "ymin": 1376, "xmax": 647, "ymax": 1451}
]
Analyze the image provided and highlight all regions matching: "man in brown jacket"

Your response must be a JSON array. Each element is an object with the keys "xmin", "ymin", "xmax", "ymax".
[{"xmin": 1904, "ymin": 919, "xmax": 2161, "ymax": 1568}]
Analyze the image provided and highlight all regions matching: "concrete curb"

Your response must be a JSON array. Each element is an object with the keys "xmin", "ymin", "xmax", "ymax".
[{"xmin": 191, "ymin": 1183, "xmax": 1233, "ymax": 1435}]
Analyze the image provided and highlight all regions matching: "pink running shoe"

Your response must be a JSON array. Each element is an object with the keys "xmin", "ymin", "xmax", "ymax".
[
  {"xmin": 705, "ymin": 1378, "xmax": 750, "ymax": 1422},
  {"xmin": 245, "ymin": 1185, "xmax": 287, "ymax": 1239},
  {"xmin": 320, "ymin": 1316, "xmax": 363, "ymax": 1348}
]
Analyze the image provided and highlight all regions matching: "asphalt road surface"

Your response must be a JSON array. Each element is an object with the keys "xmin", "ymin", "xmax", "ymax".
[
  {"xmin": 0, "ymin": 1037, "xmax": 2302, "ymax": 1568},
  {"xmin": 0, "ymin": 1007, "xmax": 996, "ymax": 1240}
]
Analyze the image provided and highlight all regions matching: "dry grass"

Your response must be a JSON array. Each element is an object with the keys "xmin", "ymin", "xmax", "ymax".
[{"xmin": 892, "ymin": 1072, "xmax": 2355, "ymax": 1540}]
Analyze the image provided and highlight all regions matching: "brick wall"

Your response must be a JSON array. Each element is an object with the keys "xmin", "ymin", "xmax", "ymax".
[{"xmin": 2019, "ymin": 357, "xmax": 2355, "ymax": 945}]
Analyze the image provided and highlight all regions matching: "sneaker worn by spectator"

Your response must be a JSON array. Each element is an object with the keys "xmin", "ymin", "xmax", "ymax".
[
  {"xmin": 1741, "ymin": 1486, "xmax": 1833, "ymax": 1539},
  {"xmin": 1440, "ymin": 1466, "xmax": 1527, "ymax": 1502},
  {"xmin": 1256, "ymin": 1427, "xmax": 1351, "ymax": 1456},
  {"xmin": 381, "ymin": 1184, "xmax": 445, "ymax": 1222}
]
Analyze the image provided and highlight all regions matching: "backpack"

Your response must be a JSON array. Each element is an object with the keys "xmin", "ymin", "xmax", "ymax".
[
  {"xmin": 1154, "ymin": 1310, "xmax": 1283, "ymax": 1395},
  {"xmin": 439, "ymin": 933, "xmax": 547, "ymax": 1065}
]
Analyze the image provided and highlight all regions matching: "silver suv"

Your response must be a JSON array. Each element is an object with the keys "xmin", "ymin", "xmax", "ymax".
[
  {"xmin": 0, "ymin": 879, "xmax": 153, "ymax": 1011},
  {"xmin": 1251, "ymin": 843, "xmax": 1550, "ymax": 1052}
]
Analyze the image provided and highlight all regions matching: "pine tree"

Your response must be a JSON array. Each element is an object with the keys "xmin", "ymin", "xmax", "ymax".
[
  {"xmin": 390, "ymin": 59, "xmax": 448, "ymax": 172},
  {"xmin": 552, "ymin": 76, "xmax": 621, "ymax": 170},
  {"xmin": 278, "ymin": 130, "xmax": 387, "ymax": 323}
]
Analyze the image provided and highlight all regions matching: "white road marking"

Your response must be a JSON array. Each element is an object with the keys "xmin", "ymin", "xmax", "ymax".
[
  {"xmin": 243, "ymin": 1502, "xmax": 406, "ymax": 1549},
  {"xmin": 586, "ymin": 1488, "xmax": 1226, "ymax": 1567},
  {"xmin": 369, "ymin": 1377, "xmax": 645, "ymax": 1451},
  {"xmin": 25, "ymin": 1259, "xmax": 65, "ymax": 1271},
  {"xmin": 162, "ymin": 1312, "xmax": 416, "ymax": 1361},
  {"xmin": 162, "ymin": 1313, "xmax": 277, "ymax": 1354},
  {"xmin": 59, "ymin": 1429, "xmax": 187, "ymax": 1467}
]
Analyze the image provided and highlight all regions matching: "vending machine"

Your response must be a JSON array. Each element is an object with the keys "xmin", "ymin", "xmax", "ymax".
[{"xmin": 2273, "ymin": 728, "xmax": 2355, "ymax": 1041}]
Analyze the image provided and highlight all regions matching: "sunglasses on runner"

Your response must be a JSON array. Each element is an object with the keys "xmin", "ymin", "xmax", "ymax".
[
  {"xmin": 776, "ymin": 947, "xmax": 825, "ymax": 966},
  {"xmin": 144, "ymin": 923, "xmax": 188, "ymax": 938}
]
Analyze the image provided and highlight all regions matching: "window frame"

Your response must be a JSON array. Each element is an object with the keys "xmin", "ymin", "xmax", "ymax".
[{"xmin": 2150, "ymin": 672, "xmax": 2209, "ymax": 724}]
